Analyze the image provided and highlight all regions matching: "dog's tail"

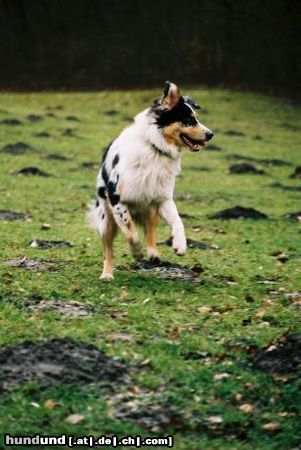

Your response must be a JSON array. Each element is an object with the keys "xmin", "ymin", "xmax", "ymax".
[{"xmin": 87, "ymin": 195, "xmax": 108, "ymax": 236}]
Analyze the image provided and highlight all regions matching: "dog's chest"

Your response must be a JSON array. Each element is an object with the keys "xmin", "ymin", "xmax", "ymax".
[{"xmin": 122, "ymin": 152, "xmax": 180, "ymax": 204}]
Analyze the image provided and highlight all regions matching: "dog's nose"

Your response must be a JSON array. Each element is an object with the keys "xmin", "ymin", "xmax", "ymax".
[{"xmin": 205, "ymin": 130, "xmax": 214, "ymax": 141}]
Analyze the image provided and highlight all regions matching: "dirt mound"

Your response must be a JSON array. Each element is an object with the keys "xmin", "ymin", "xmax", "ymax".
[
  {"xmin": 252, "ymin": 334, "xmax": 301, "ymax": 374},
  {"xmin": 0, "ymin": 142, "xmax": 34, "ymax": 155},
  {"xmin": 3, "ymin": 257, "xmax": 58, "ymax": 272},
  {"xmin": 0, "ymin": 338, "xmax": 127, "ymax": 392},
  {"xmin": 289, "ymin": 166, "xmax": 301, "ymax": 179},
  {"xmin": 229, "ymin": 163, "xmax": 265, "ymax": 174},
  {"xmin": 0, "ymin": 118, "xmax": 22, "ymax": 125},
  {"xmin": 284, "ymin": 211, "xmax": 301, "ymax": 221},
  {"xmin": 131, "ymin": 260, "xmax": 204, "ymax": 281},
  {"xmin": 35, "ymin": 131, "xmax": 51, "ymax": 138},
  {"xmin": 29, "ymin": 300, "xmax": 93, "ymax": 317},
  {"xmin": 16, "ymin": 167, "xmax": 51, "ymax": 177},
  {"xmin": 227, "ymin": 154, "xmax": 293, "ymax": 167},
  {"xmin": 269, "ymin": 182, "xmax": 301, "ymax": 192},
  {"xmin": 0, "ymin": 210, "xmax": 27, "ymax": 221},
  {"xmin": 29, "ymin": 239, "xmax": 73, "ymax": 249},
  {"xmin": 159, "ymin": 237, "xmax": 218, "ymax": 250},
  {"xmin": 210, "ymin": 206, "xmax": 268, "ymax": 220},
  {"xmin": 26, "ymin": 114, "xmax": 43, "ymax": 122}
]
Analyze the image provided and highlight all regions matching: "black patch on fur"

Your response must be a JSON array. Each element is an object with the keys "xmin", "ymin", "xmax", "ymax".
[
  {"xmin": 101, "ymin": 141, "xmax": 113, "ymax": 165},
  {"xmin": 163, "ymin": 81, "xmax": 171, "ymax": 98},
  {"xmin": 107, "ymin": 181, "xmax": 120, "ymax": 206},
  {"xmin": 97, "ymin": 186, "xmax": 106, "ymax": 199},
  {"xmin": 155, "ymin": 98, "xmax": 197, "ymax": 128},
  {"xmin": 112, "ymin": 154, "xmax": 119, "ymax": 168},
  {"xmin": 102, "ymin": 214, "xmax": 105, "ymax": 220},
  {"xmin": 96, "ymin": 199, "xmax": 100, "ymax": 207},
  {"xmin": 101, "ymin": 165, "xmax": 109, "ymax": 185}
]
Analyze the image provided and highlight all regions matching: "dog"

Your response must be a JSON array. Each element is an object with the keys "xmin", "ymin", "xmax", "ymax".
[{"xmin": 89, "ymin": 81, "xmax": 213, "ymax": 279}]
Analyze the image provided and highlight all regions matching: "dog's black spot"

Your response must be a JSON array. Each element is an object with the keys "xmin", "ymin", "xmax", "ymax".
[
  {"xmin": 112, "ymin": 154, "xmax": 119, "ymax": 168},
  {"xmin": 96, "ymin": 199, "xmax": 100, "ymax": 207},
  {"xmin": 98, "ymin": 186, "xmax": 106, "ymax": 199},
  {"xmin": 108, "ymin": 181, "xmax": 120, "ymax": 206},
  {"xmin": 102, "ymin": 214, "xmax": 105, "ymax": 220},
  {"xmin": 0, "ymin": 118, "xmax": 22, "ymax": 125},
  {"xmin": 16, "ymin": 167, "xmax": 51, "ymax": 177},
  {"xmin": 101, "ymin": 165, "xmax": 109, "ymax": 185},
  {"xmin": 229, "ymin": 163, "xmax": 266, "ymax": 174},
  {"xmin": 210, "ymin": 206, "xmax": 268, "ymax": 220},
  {"xmin": 101, "ymin": 141, "xmax": 113, "ymax": 165},
  {"xmin": 155, "ymin": 98, "xmax": 197, "ymax": 128}
]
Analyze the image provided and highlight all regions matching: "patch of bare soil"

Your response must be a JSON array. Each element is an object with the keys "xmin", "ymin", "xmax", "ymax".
[
  {"xmin": 269, "ymin": 182, "xmax": 301, "ymax": 192},
  {"xmin": 159, "ymin": 237, "xmax": 219, "ymax": 250},
  {"xmin": 227, "ymin": 153, "xmax": 293, "ymax": 167},
  {"xmin": 0, "ymin": 210, "xmax": 27, "ymax": 221},
  {"xmin": 0, "ymin": 142, "xmax": 34, "ymax": 155},
  {"xmin": 28, "ymin": 300, "xmax": 93, "ymax": 317},
  {"xmin": 29, "ymin": 239, "xmax": 73, "ymax": 249},
  {"xmin": 3, "ymin": 257, "xmax": 58, "ymax": 272},
  {"xmin": 131, "ymin": 260, "xmax": 204, "ymax": 282},
  {"xmin": 16, "ymin": 167, "xmax": 52, "ymax": 177},
  {"xmin": 0, "ymin": 338, "xmax": 127, "ymax": 393},
  {"xmin": 229, "ymin": 163, "xmax": 265, "ymax": 174},
  {"xmin": 252, "ymin": 334, "xmax": 301, "ymax": 374},
  {"xmin": 209, "ymin": 206, "xmax": 268, "ymax": 220},
  {"xmin": 0, "ymin": 118, "xmax": 22, "ymax": 125}
]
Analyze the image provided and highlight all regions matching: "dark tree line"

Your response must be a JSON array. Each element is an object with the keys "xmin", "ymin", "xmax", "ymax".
[{"xmin": 0, "ymin": 0, "xmax": 300, "ymax": 98}]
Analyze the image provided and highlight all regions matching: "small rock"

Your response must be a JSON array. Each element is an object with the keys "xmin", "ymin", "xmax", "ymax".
[{"xmin": 65, "ymin": 414, "xmax": 85, "ymax": 425}]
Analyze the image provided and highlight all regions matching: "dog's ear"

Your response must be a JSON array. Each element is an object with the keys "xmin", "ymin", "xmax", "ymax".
[
  {"xmin": 159, "ymin": 81, "xmax": 181, "ymax": 110},
  {"xmin": 183, "ymin": 96, "xmax": 201, "ymax": 110}
]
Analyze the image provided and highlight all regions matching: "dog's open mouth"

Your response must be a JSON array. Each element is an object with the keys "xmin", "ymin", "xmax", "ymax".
[{"xmin": 180, "ymin": 133, "xmax": 207, "ymax": 152}]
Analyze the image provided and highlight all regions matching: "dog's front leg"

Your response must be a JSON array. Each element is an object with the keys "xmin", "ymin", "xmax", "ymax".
[{"xmin": 159, "ymin": 200, "xmax": 187, "ymax": 255}]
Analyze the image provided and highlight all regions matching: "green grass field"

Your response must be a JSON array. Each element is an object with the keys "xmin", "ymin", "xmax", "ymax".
[{"xmin": 0, "ymin": 89, "xmax": 300, "ymax": 450}]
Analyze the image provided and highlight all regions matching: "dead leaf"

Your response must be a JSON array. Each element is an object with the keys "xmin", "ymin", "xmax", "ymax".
[
  {"xmin": 65, "ymin": 414, "xmax": 85, "ymax": 424},
  {"xmin": 214, "ymin": 372, "xmax": 230, "ymax": 381},
  {"xmin": 44, "ymin": 399, "xmax": 59, "ymax": 410},
  {"xmin": 197, "ymin": 306, "xmax": 212, "ymax": 314},
  {"xmin": 262, "ymin": 422, "xmax": 281, "ymax": 431},
  {"xmin": 207, "ymin": 415, "xmax": 223, "ymax": 424},
  {"xmin": 239, "ymin": 403, "xmax": 254, "ymax": 413}
]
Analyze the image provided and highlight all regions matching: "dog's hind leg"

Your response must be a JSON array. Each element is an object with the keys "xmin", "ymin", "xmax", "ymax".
[
  {"xmin": 100, "ymin": 212, "xmax": 118, "ymax": 279},
  {"xmin": 109, "ymin": 201, "xmax": 143, "ymax": 260},
  {"xmin": 144, "ymin": 208, "xmax": 160, "ymax": 262}
]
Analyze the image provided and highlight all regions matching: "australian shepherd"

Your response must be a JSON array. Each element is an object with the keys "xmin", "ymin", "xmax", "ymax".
[{"xmin": 89, "ymin": 82, "xmax": 213, "ymax": 279}]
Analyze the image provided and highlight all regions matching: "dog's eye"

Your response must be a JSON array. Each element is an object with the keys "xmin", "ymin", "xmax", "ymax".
[{"xmin": 181, "ymin": 116, "xmax": 197, "ymax": 126}]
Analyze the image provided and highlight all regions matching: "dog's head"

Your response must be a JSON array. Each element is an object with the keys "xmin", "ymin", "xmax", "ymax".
[{"xmin": 151, "ymin": 81, "xmax": 213, "ymax": 152}]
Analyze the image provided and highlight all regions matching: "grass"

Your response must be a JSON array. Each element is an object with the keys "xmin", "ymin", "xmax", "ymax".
[{"xmin": 0, "ymin": 88, "xmax": 300, "ymax": 450}]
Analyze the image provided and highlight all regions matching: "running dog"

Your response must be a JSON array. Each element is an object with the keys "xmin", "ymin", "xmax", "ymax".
[{"xmin": 89, "ymin": 81, "xmax": 213, "ymax": 279}]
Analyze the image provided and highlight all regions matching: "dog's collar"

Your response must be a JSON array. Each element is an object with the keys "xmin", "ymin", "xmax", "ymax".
[{"xmin": 150, "ymin": 143, "xmax": 174, "ymax": 159}]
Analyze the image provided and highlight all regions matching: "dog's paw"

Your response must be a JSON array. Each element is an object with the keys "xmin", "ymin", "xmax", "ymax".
[
  {"xmin": 147, "ymin": 247, "xmax": 160, "ymax": 263},
  {"xmin": 100, "ymin": 273, "xmax": 114, "ymax": 280},
  {"xmin": 172, "ymin": 235, "xmax": 187, "ymax": 256}
]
